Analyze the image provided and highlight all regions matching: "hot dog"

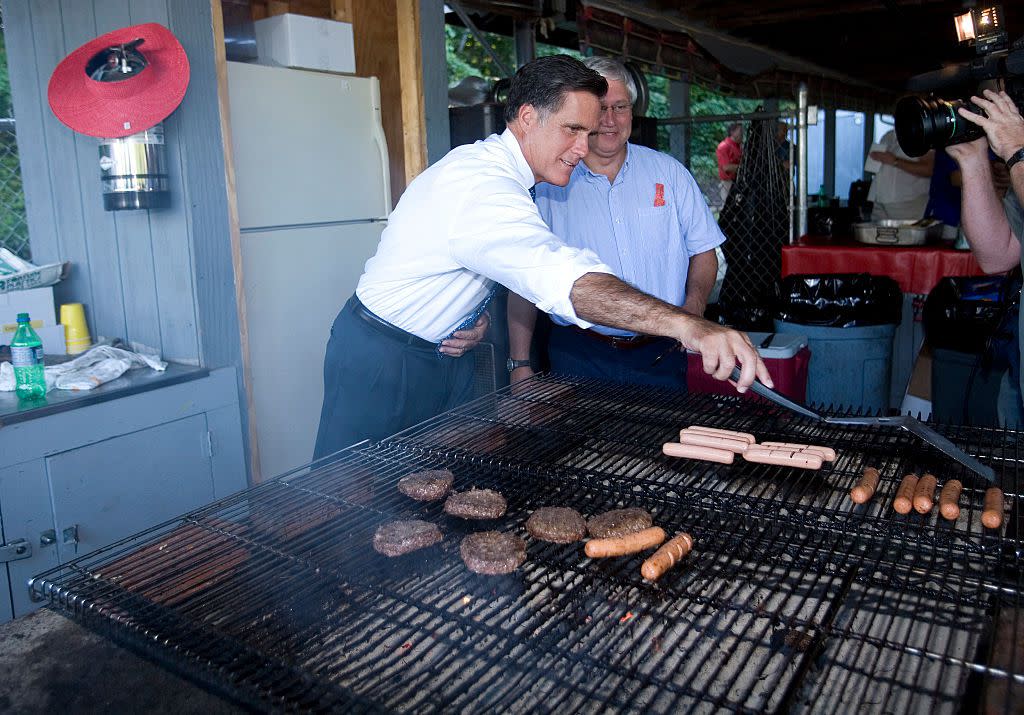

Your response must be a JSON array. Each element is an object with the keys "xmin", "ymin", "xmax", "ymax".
[
  {"xmin": 585, "ymin": 526, "xmax": 667, "ymax": 558},
  {"xmin": 893, "ymin": 473, "xmax": 919, "ymax": 514},
  {"xmin": 850, "ymin": 466, "xmax": 880, "ymax": 504},
  {"xmin": 759, "ymin": 442, "xmax": 837, "ymax": 462},
  {"xmin": 982, "ymin": 487, "xmax": 1004, "ymax": 529},
  {"xmin": 742, "ymin": 447, "xmax": 823, "ymax": 470},
  {"xmin": 913, "ymin": 473, "xmax": 938, "ymax": 514},
  {"xmin": 682, "ymin": 426, "xmax": 756, "ymax": 444},
  {"xmin": 662, "ymin": 442, "xmax": 735, "ymax": 464},
  {"xmin": 939, "ymin": 480, "xmax": 962, "ymax": 521},
  {"xmin": 641, "ymin": 533, "xmax": 694, "ymax": 581},
  {"xmin": 678, "ymin": 431, "xmax": 750, "ymax": 453}
]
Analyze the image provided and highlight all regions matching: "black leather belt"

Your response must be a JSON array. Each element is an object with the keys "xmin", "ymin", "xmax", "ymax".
[
  {"xmin": 351, "ymin": 297, "xmax": 437, "ymax": 350},
  {"xmin": 564, "ymin": 324, "xmax": 669, "ymax": 350}
]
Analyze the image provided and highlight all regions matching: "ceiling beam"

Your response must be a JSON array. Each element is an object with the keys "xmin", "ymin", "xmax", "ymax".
[{"xmin": 656, "ymin": 0, "xmax": 960, "ymax": 28}]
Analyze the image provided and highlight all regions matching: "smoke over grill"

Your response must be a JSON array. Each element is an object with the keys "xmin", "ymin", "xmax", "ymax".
[{"xmin": 30, "ymin": 374, "xmax": 1023, "ymax": 711}]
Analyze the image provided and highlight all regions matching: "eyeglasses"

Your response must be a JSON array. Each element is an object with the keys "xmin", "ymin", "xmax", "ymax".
[{"xmin": 600, "ymin": 103, "xmax": 633, "ymax": 116}]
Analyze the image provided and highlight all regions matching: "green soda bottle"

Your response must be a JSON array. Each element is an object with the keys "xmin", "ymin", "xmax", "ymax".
[{"xmin": 11, "ymin": 312, "xmax": 46, "ymax": 400}]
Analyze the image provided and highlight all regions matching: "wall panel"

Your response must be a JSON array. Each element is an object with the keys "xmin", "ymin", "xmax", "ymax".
[{"xmin": 1, "ymin": 0, "xmax": 249, "ymax": 477}]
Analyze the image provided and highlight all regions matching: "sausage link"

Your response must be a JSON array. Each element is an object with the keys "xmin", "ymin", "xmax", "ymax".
[
  {"xmin": 893, "ymin": 473, "xmax": 919, "ymax": 514},
  {"xmin": 742, "ymin": 447, "xmax": 823, "ymax": 470},
  {"xmin": 982, "ymin": 487, "xmax": 1004, "ymax": 529},
  {"xmin": 759, "ymin": 442, "xmax": 837, "ymax": 462},
  {"xmin": 640, "ymin": 533, "xmax": 694, "ymax": 581},
  {"xmin": 682, "ymin": 426, "xmax": 756, "ymax": 444},
  {"xmin": 850, "ymin": 466, "xmax": 880, "ymax": 504},
  {"xmin": 939, "ymin": 480, "xmax": 962, "ymax": 521},
  {"xmin": 585, "ymin": 526, "xmax": 667, "ymax": 558},
  {"xmin": 913, "ymin": 473, "xmax": 938, "ymax": 514},
  {"xmin": 678, "ymin": 431, "xmax": 750, "ymax": 453},
  {"xmin": 662, "ymin": 442, "xmax": 735, "ymax": 464}
]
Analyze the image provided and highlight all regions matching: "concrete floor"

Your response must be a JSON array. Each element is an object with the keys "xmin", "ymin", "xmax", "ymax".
[{"xmin": 0, "ymin": 609, "xmax": 244, "ymax": 714}]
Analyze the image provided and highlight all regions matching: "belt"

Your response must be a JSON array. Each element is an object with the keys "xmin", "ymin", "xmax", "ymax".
[
  {"xmin": 565, "ymin": 324, "xmax": 668, "ymax": 350},
  {"xmin": 351, "ymin": 297, "xmax": 437, "ymax": 351}
]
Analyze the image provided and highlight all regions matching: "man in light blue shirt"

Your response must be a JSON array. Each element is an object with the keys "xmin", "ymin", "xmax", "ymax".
[{"xmin": 507, "ymin": 56, "xmax": 725, "ymax": 389}]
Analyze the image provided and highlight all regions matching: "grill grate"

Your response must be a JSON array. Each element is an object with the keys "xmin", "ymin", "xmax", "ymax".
[{"xmin": 30, "ymin": 374, "xmax": 1024, "ymax": 712}]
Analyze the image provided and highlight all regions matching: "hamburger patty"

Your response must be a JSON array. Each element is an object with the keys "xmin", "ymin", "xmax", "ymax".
[
  {"xmin": 398, "ymin": 469, "xmax": 455, "ymax": 501},
  {"xmin": 373, "ymin": 520, "xmax": 443, "ymax": 557},
  {"xmin": 526, "ymin": 507, "xmax": 587, "ymax": 543},
  {"xmin": 444, "ymin": 488, "xmax": 507, "ymax": 520},
  {"xmin": 587, "ymin": 508, "xmax": 653, "ymax": 538},
  {"xmin": 460, "ymin": 531, "xmax": 527, "ymax": 575}
]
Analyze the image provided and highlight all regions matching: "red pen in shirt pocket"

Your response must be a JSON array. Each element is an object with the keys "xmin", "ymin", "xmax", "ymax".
[{"xmin": 653, "ymin": 183, "xmax": 666, "ymax": 207}]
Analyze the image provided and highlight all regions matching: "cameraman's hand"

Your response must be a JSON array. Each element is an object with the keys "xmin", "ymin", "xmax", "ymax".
[
  {"xmin": 946, "ymin": 136, "xmax": 989, "ymax": 168},
  {"xmin": 957, "ymin": 90, "xmax": 1024, "ymax": 162}
]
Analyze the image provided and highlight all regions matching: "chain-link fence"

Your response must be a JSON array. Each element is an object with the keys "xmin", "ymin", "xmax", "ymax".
[{"xmin": 0, "ymin": 118, "xmax": 30, "ymax": 259}]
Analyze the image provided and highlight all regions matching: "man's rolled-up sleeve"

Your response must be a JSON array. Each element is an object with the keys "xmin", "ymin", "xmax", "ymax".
[{"xmin": 448, "ymin": 177, "xmax": 614, "ymax": 328}]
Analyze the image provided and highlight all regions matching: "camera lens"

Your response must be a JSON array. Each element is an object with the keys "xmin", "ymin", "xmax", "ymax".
[{"xmin": 894, "ymin": 95, "xmax": 985, "ymax": 157}]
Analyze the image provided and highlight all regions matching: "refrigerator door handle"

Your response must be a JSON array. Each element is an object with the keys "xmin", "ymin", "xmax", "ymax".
[{"xmin": 368, "ymin": 77, "xmax": 392, "ymax": 215}]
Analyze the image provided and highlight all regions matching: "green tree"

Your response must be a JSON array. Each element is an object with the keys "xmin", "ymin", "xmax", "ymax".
[
  {"xmin": 688, "ymin": 85, "xmax": 761, "ymax": 183},
  {"xmin": 0, "ymin": 22, "xmax": 30, "ymax": 260},
  {"xmin": 446, "ymin": 25, "xmax": 515, "ymax": 86}
]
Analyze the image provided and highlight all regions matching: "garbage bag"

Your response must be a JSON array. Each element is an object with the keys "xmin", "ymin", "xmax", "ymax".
[
  {"xmin": 923, "ymin": 273, "xmax": 1021, "ymax": 357},
  {"xmin": 774, "ymin": 273, "xmax": 902, "ymax": 327}
]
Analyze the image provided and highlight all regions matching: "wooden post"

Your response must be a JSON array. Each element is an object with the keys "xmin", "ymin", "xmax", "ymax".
[
  {"xmin": 211, "ymin": 0, "xmax": 263, "ymax": 483},
  {"xmin": 330, "ymin": 0, "xmax": 352, "ymax": 22},
  {"xmin": 351, "ymin": 0, "xmax": 427, "ymax": 204}
]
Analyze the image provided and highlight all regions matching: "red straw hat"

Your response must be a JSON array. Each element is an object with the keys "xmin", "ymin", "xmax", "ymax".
[{"xmin": 48, "ymin": 23, "xmax": 190, "ymax": 138}]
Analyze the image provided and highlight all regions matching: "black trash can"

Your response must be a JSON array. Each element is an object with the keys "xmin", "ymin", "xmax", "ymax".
[{"xmin": 924, "ymin": 274, "xmax": 1020, "ymax": 426}]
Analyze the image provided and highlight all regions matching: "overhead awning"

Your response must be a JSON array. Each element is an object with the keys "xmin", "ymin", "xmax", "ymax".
[{"xmin": 579, "ymin": 1, "xmax": 901, "ymax": 113}]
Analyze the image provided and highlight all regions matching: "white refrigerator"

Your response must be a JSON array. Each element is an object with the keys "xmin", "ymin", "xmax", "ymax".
[{"xmin": 227, "ymin": 61, "xmax": 391, "ymax": 479}]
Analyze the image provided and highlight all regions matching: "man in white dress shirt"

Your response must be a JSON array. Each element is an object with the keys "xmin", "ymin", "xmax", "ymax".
[{"xmin": 313, "ymin": 55, "xmax": 771, "ymax": 459}]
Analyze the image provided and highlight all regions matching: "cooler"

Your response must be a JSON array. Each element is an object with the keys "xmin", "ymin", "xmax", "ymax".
[{"xmin": 687, "ymin": 332, "xmax": 810, "ymax": 402}]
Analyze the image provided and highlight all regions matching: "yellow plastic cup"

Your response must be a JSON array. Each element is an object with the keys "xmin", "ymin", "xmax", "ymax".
[{"xmin": 60, "ymin": 303, "xmax": 91, "ymax": 354}]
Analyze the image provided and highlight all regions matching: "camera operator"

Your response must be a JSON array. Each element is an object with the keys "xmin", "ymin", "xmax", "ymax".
[{"xmin": 947, "ymin": 88, "xmax": 1024, "ymax": 426}]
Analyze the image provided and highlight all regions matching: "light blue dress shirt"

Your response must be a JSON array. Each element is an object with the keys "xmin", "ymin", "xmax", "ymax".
[{"xmin": 535, "ymin": 142, "xmax": 726, "ymax": 336}]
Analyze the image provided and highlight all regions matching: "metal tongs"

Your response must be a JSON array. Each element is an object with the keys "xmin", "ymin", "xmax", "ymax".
[{"xmin": 730, "ymin": 367, "xmax": 996, "ymax": 483}]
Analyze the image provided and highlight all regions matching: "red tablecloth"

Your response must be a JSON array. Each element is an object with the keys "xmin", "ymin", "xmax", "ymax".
[{"xmin": 781, "ymin": 236, "xmax": 985, "ymax": 295}]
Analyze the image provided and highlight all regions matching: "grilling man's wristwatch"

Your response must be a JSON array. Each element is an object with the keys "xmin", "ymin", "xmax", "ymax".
[
  {"xmin": 1007, "ymin": 146, "xmax": 1024, "ymax": 170},
  {"xmin": 507, "ymin": 358, "xmax": 532, "ymax": 372}
]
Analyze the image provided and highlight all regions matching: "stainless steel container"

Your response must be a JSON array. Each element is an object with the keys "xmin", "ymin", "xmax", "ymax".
[
  {"xmin": 98, "ymin": 123, "xmax": 170, "ymax": 210},
  {"xmin": 852, "ymin": 218, "xmax": 943, "ymax": 246}
]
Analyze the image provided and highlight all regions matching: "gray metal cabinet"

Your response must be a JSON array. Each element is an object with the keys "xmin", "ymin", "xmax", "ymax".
[
  {"xmin": 0, "ymin": 366, "xmax": 247, "ymax": 621},
  {"xmin": 0, "ymin": 461, "xmax": 59, "ymax": 618},
  {"xmin": 47, "ymin": 414, "xmax": 216, "ymax": 563}
]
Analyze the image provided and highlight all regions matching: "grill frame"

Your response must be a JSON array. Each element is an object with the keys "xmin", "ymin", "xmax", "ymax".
[{"xmin": 29, "ymin": 374, "xmax": 1024, "ymax": 712}]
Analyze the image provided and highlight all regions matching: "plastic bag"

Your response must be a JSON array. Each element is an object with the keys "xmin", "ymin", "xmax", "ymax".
[
  {"xmin": 774, "ymin": 273, "xmax": 902, "ymax": 327},
  {"xmin": 923, "ymin": 273, "xmax": 1021, "ymax": 357},
  {"xmin": 0, "ymin": 343, "xmax": 166, "ymax": 392}
]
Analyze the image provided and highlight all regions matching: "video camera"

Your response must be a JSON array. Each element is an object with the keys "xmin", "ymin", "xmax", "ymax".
[{"xmin": 895, "ymin": 5, "xmax": 1024, "ymax": 157}]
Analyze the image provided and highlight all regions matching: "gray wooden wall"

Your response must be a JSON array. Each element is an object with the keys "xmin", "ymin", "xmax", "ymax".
[
  {"xmin": 419, "ymin": 0, "xmax": 450, "ymax": 166},
  {"xmin": 3, "ymin": 0, "xmax": 250, "ymax": 472}
]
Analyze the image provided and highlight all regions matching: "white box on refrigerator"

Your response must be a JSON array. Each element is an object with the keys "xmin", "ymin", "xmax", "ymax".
[{"xmin": 254, "ymin": 13, "xmax": 356, "ymax": 74}]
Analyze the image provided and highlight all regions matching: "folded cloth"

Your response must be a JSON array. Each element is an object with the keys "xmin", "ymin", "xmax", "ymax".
[{"xmin": 0, "ymin": 342, "xmax": 166, "ymax": 392}]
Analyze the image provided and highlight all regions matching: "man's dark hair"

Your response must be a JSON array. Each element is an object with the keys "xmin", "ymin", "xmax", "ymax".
[
  {"xmin": 727, "ymin": 122, "xmax": 742, "ymax": 135},
  {"xmin": 504, "ymin": 55, "xmax": 607, "ymax": 124}
]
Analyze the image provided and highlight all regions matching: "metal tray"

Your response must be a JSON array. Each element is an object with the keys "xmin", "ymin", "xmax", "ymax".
[{"xmin": 852, "ymin": 218, "xmax": 944, "ymax": 246}]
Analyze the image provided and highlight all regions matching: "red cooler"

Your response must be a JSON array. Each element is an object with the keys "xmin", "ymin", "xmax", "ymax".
[{"xmin": 687, "ymin": 332, "xmax": 810, "ymax": 403}]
